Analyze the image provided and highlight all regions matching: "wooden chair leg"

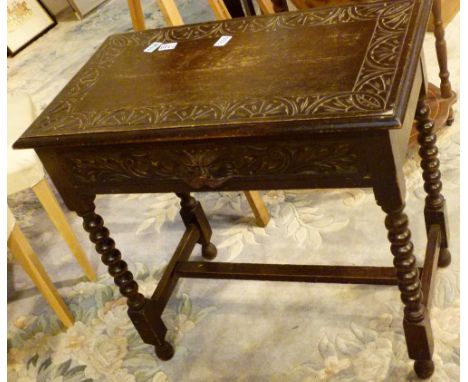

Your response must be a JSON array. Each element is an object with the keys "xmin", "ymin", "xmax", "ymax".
[
  {"xmin": 257, "ymin": 0, "xmax": 275, "ymax": 14},
  {"xmin": 432, "ymin": 0, "xmax": 453, "ymax": 99},
  {"xmin": 244, "ymin": 191, "xmax": 270, "ymax": 227},
  {"xmin": 8, "ymin": 225, "xmax": 74, "ymax": 328},
  {"xmin": 157, "ymin": 0, "xmax": 184, "ymax": 26},
  {"xmin": 32, "ymin": 179, "xmax": 97, "ymax": 281},
  {"xmin": 208, "ymin": 0, "xmax": 232, "ymax": 20},
  {"xmin": 127, "ymin": 0, "xmax": 145, "ymax": 31}
]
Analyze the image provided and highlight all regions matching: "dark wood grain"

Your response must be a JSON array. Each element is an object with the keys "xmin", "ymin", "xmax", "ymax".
[
  {"xmin": 15, "ymin": 0, "xmax": 428, "ymax": 149},
  {"xmin": 56, "ymin": 136, "xmax": 366, "ymax": 192},
  {"xmin": 175, "ymin": 262, "xmax": 404, "ymax": 285},
  {"xmin": 384, "ymin": 204, "xmax": 435, "ymax": 378},
  {"xmin": 77, "ymin": 200, "xmax": 145, "ymax": 310},
  {"xmin": 421, "ymin": 225, "xmax": 441, "ymax": 308},
  {"xmin": 150, "ymin": 224, "xmax": 200, "ymax": 315},
  {"xmin": 12, "ymin": 1, "xmax": 447, "ymax": 378},
  {"xmin": 176, "ymin": 193, "xmax": 217, "ymax": 259},
  {"xmin": 416, "ymin": 92, "xmax": 451, "ymax": 267},
  {"xmin": 385, "ymin": 206, "xmax": 425, "ymax": 323}
]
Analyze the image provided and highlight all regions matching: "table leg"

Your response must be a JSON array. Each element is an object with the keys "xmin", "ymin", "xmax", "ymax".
[
  {"xmin": 176, "ymin": 193, "xmax": 217, "ymax": 260},
  {"xmin": 369, "ymin": 137, "xmax": 435, "ymax": 379},
  {"xmin": 75, "ymin": 199, "xmax": 174, "ymax": 359},
  {"xmin": 382, "ymin": 203, "xmax": 434, "ymax": 379},
  {"xmin": 416, "ymin": 95, "xmax": 451, "ymax": 268}
]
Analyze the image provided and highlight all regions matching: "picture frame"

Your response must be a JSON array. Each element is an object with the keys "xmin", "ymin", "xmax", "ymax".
[{"xmin": 7, "ymin": 0, "xmax": 57, "ymax": 57}]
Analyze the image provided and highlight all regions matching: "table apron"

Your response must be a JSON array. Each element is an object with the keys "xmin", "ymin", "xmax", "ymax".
[{"xmin": 37, "ymin": 134, "xmax": 382, "ymax": 195}]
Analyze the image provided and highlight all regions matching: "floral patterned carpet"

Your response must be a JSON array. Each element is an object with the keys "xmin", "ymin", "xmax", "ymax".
[{"xmin": 7, "ymin": 0, "xmax": 459, "ymax": 381}]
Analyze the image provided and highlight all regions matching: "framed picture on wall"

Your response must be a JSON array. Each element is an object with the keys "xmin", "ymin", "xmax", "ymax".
[{"xmin": 7, "ymin": 0, "xmax": 56, "ymax": 57}]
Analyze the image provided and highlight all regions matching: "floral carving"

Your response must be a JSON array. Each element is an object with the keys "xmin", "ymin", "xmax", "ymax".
[
  {"xmin": 67, "ymin": 142, "xmax": 360, "ymax": 188},
  {"xmin": 30, "ymin": 0, "xmax": 414, "ymax": 135}
]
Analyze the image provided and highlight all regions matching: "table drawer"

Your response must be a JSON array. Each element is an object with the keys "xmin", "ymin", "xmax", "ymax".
[{"xmin": 46, "ymin": 136, "xmax": 372, "ymax": 193}]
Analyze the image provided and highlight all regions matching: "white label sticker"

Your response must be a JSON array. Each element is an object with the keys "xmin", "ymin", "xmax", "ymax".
[
  {"xmin": 144, "ymin": 41, "xmax": 162, "ymax": 53},
  {"xmin": 214, "ymin": 35, "xmax": 232, "ymax": 47},
  {"xmin": 158, "ymin": 42, "xmax": 178, "ymax": 51}
]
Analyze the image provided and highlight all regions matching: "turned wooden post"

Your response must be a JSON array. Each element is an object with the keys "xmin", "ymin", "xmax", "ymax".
[
  {"xmin": 416, "ymin": 97, "xmax": 451, "ymax": 267},
  {"xmin": 366, "ymin": 125, "xmax": 435, "ymax": 379},
  {"xmin": 385, "ymin": 208, "xmax": 424, "ymax": 322},
  {"xmin": 383, "ymin": 205, "xmax": 434, "ymax": 379},
  {"xmin": 76, "ymin": 200, "xmax": 174, "ymax": 360},
  {"xmin": 176, "ymin": 193, "xmax": 217, "ymax": 260},
  {"xmin": 431, "ymin": 0, "xmax": 453, "ymax": 99},
  {"xmin": 78, "ymin": 203, "xmax": 145, "ymax": 309}
]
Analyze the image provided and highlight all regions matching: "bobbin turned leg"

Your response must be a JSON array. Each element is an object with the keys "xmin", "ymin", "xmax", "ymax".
[
  {"xmin": 76, "ymin": 199, "xmax": 174, "ymax": 359},
  {"xmin": 384, "ymin": 205, "xmax": 434, "ymax": 379},
  {"xmin": 368, "ymin": 132, "xmax": 434, "ymax": 379},
  {"xmin": 416, "ymin": 96, "xmax": 451, "ymax": 268},
  {"xmin": 176, "ymin": 193, "xmax": 217, "ymax": 260}
]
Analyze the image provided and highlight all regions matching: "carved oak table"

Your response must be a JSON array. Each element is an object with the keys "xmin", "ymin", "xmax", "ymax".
[{"xmin": 14, "ymin": 0, "xmax": 451, "ymax": 378}]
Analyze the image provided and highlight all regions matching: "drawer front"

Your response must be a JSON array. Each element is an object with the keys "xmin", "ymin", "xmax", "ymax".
[{"xmin": 44, "ymin": 136, "xmax": 371, "ymax": 193}]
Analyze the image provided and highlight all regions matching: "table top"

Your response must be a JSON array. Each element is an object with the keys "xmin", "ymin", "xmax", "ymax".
[{"xmin": 15, "ymin": 0, "xmax": 430, "ymax": 149}]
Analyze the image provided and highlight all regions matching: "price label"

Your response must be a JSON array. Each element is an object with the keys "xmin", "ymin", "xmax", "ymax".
[
  {"xmin": 158, "ymin": 42, "xmax": 178, "ymax": 51},
  {"xmin": 144, "ymin": 42, "xmax": 162, "ymax": 53},
  {"xmin": 214, "ymin": 36, "xmax": 232, "ymax": 47}
]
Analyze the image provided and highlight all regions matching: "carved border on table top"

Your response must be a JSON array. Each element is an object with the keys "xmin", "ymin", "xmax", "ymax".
[
  {"xmin": 32, "ymin": 0, "xmax": 414, "ymax": 134},
  {"xmin": 66, "ymin": 141, "xmax": 360, "ymax": 189}
]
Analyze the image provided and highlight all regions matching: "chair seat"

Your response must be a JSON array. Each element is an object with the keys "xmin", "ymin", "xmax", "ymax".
[{"xmin": 7, "ymin": 94, "xmax": 43, "ymax": 195}]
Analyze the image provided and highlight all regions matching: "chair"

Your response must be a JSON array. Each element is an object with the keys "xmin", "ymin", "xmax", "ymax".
[
  {"xmin": 126, "ymin": 0, "xmax": 272, "ymax": 227},
  {"xmin": 7, "ymin": 209, "xmax": 74, "ymax": 327},
  {"xmin": 7, "ymin": 93, "xmax": 97, "ymax": 327},
  {"xmin": 209, "ymin": 0, "xmax": 275, "ymax": 18}
]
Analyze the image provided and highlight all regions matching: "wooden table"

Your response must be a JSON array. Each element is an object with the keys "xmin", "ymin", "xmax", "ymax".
[
  {"xmin": 15, "ymin": 1, "xmax": 451, "ymax": 378},
  {"xmin": 261, "ymin": 0, "xmax": 459, "ymax": 131}
]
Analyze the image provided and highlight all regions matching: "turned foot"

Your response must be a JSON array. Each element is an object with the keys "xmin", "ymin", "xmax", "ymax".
[
  {"xmin": 155, "ymin": 341, "xmax": 175, "ymax": 361},
  {"xmin": 202, "ymin": 242, "xmax": 217, "ymax": 260},
  {"xmin": 438, "ymin": 248, "xmax": 451, "ymax": 268},
  {"xmin": 414, "ymin": 359, "xmax": 435, "ymax": 379}
]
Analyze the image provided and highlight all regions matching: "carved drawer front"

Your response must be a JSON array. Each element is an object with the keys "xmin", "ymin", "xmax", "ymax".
[{"xmin": 62, "ymin": 137, "xmax": 367, "ymax": 191}]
